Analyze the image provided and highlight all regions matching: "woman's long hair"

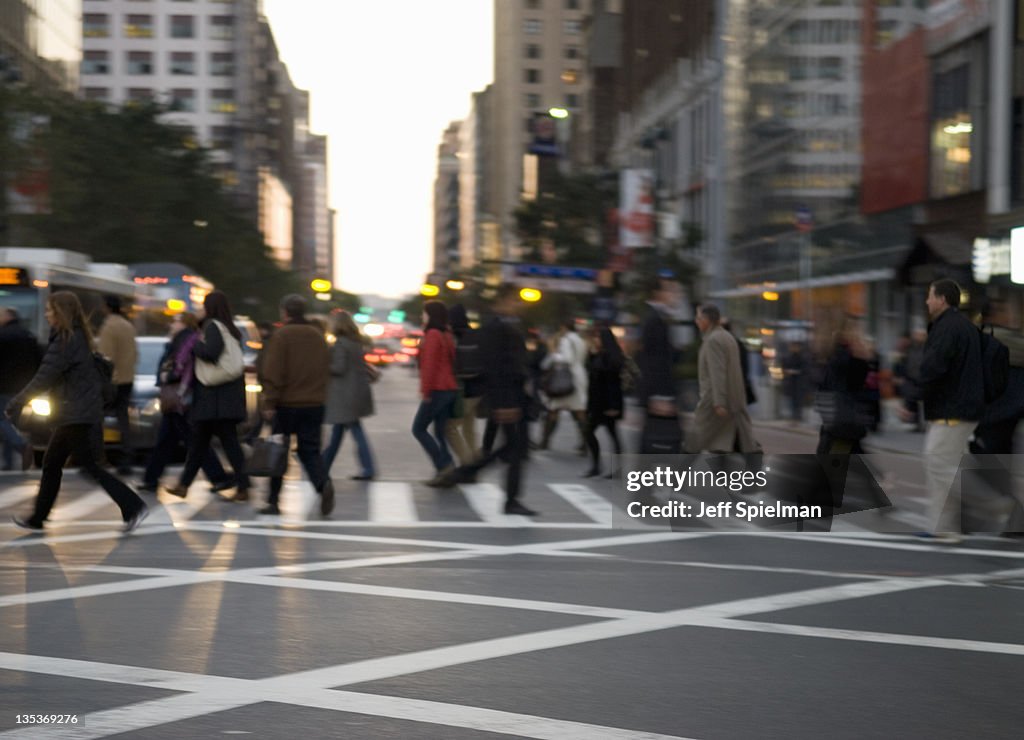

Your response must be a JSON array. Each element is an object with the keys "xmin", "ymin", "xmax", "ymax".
[
  {"xmin": 423, "ymin": 300, "xmax": 449, "ymax": 333},
  {"xmin": 202, "ymin": 291, "xmax": 242, "ymax": 340},
  {"xmin": 331, "ymin": 310, "xmax": 362, "ymax": 343},
  {"xmin": 179, "ymin": 312, "xmax": 200, "ymax": 333},
  {"xmin": 48, "ymin": 291, "xmax": 96, "ymax": 348}
]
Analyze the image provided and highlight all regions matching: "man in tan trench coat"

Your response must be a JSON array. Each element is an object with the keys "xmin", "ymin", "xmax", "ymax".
[{"xmin": 689, "ymin": 304, "xmax": 761, "ymax": 453}]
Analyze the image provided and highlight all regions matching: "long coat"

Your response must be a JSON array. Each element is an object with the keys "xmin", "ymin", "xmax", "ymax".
[
  {"xmin": 191, "ymin": 321, "xmax": 246, "ymax": 423},
  {"xmin": 690, "ymin": 325, "xmax": 760, "ymax": 453},
  {"xmin": 541, "ymin": 331, "xmax": 588, "ymax": 411},
  {"xmin": 325, "ymin": 337, "xmax": 374, "ymax": 425}
]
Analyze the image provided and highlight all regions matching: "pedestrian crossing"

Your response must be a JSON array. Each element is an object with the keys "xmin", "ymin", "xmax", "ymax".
[{"xmin": 0, "ymin": 471, "xmax": 929, "ymax": 534}]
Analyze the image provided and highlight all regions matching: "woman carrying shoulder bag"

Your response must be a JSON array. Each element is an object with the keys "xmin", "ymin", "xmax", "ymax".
[
  {"xmin": 164, "ymin": 291, "xmax": 250, "ymax": 501},
  {"xmin": 4, "ymin": 291, "xmax": 148, "ymax": 532}
]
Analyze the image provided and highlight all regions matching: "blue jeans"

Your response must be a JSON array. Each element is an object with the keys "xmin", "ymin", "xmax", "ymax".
[
  {"xmin": 0, "ymin": 393, "xmax": 28, "ymax": 469},
  {"xmin": 412, "ymin": 390, "xmax": 456, "ymax": 472},
  {"xmin": 322, "ymin": 420, "xmax": 376, "ymax": 478}
]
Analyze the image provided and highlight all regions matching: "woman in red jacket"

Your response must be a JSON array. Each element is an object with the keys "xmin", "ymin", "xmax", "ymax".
[{"xmin": 413, "ymin": 301, "xmax": 458, "ymax": 484}]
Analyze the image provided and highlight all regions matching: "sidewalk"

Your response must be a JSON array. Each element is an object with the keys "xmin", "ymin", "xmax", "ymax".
[{"xmin": 754, "ymin": 398, "xmax": 925, "ymax": 456}]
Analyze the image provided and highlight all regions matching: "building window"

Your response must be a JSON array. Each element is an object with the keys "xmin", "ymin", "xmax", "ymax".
[
  {"xmin": 525, "ymin": 0, "xmax": 541, "ymax": 7},
  {"xmin": 210, "ymin": 15, "xmax": 234, "ymax": 39},
  {"xmin": 525, "ymin": 44, "xmax": 542, "ymax": 59},
  {"xmin": 566, "ymin": 0, "xmax": 580, "ymax": 8},
  {"xmin": 525, "ymin": 93, "xmax": 541, "ymax": 107},
  {"xmin": 525, "ymin": 68, "xmax": 541, "ymax": 84},
  {"xmin": 82, "ymin": 50, "xmax": 110, "ymax": 75},
  {"xmin": 564, "ymin": 19, "xmax": 582, "ymax": 34},
  {"xmin": 210, "ymin": 52, "xmax": 234, "ymax": 76},
  {"xmin": 124, "ymin": 14, "xmax": 154, "ymax": 38},
  {"xmin": 931, "ymin": 65, "xmax": 974, "ymax": 198},
  {"xmin": 170, "ymin": 15, "xmax": 194, "ymax": 38},
  {"xmin": 210, "ymin": 88, "xmax": 236, "ymax": 113},
  {"xmin": 84, "ymin": 87, "xmax": 109, "ymax": 101},
  {"xmin": 170, "ymin": 88, "xmax": 196, "ymax": 113},
  {"xmin": 211, "ymin": 125, "xmax": 233, "ymax": 149},
  {"xmin": 565, "ymin": 46, "xmax": 580, "ymax": 60},
  {"xmin": 566, "ymin": 93, "xmax": 579, "ymax": 108},
  {"xmin": 524, "ymin": 19, "xmax": 542, "ymax": 34},
  {"xmin": 126, "ymin": 88, "xmax": 155, "ymax": 105},
  {"xmin": 561, "ymin": 69, "xmax": 579, "ymax": 83},
  {"xmin": 127, "ymin": 51, "xmax": 154, "ymax": 75},
  {"xmin": 819, "ymin": 56, "xmax": 842, "ymax": 80},
  {"xmin": 169, "ymin": 51, "xmax": 195, "ymax": 75},
  {"xmin": 84, "ymin": 13, "xmax": 110, "ymax": 38}
]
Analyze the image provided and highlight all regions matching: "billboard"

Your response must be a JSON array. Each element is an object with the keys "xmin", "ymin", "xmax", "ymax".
[{"xmin": 619, "ymin": 169, "xmax": 654, "ymax": 248}]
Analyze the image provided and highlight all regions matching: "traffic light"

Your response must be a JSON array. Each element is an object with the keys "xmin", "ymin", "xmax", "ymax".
[
  {"xmin": 310, "ymin": 278, "xmax": 332, "ymax": 293},
  {"xmin": 421, "ymin": 284, "xmax": 440, "ymax": 297}
]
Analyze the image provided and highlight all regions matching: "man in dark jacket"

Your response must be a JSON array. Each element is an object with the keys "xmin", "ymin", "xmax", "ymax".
[
  {"xmin": 259, "ymin": 294, "xmax": 333, "ymax": 516},
  {"xmin": 635, "ymin": 274, "xmax": 684, "ymax": 454},
  {"xmin": 0, "ymin": 308, "xmax": 41, "ymax": 470},
  {"xmin": 919, "ymin": 279, "xmax": 984, "ymax": 540},
  {"xmin": 439, "ymin": 285, "xmax": 537, "ymax": 516}
]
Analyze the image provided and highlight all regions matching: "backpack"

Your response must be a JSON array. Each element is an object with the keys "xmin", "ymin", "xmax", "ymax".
[
  {"xmin": 979, "ymin": 325, "xmax": 1010, "ymax": 404},
  {"xmin": 454, "ymin": 328, "xmax": 483, "ymax": 379},
  {"xmin": 93, "ymin": 351, "xmax": 117, "ymax": 406}
]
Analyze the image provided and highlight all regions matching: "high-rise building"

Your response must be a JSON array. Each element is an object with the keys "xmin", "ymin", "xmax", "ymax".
[
  {"xmin": 434, "ymin": 121, "xmax": 461, "ymax": 274},
  {"xmin": 0, "ymin": 0, "xmax": 80, "ymax": 91},
  {"xmin": 491, "ymin": 0, "xmax": 591, "ymax": 258},
  {"xmin": 458, "ymin": 85, "xmax": 494, "ymax": 269}
]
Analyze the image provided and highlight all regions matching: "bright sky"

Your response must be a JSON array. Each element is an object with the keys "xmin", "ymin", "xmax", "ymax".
[{"xmin": 261, "ymin": 0, "xmax": 494, "ymax": 299}]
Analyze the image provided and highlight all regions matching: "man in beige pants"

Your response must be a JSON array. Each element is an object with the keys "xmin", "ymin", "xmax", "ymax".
[{"xmin": 918, "ymin": 279, "xmax": 984, "ymax": 541}]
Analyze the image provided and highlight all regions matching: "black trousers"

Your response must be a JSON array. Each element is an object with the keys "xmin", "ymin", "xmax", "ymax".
[
  {"xmin": 31, "ymin": 423, "xmax": 144, "ymax": 526},
  {"xmin": 462, "ymin": 420, "xmax": 524, "ymax": 504},
  {"xmin": 144, "ymin": 412, "xmax": 227, "ymax": 487},
  {"xmin": 268, "ymin": 406, "xmax": 328, "ymax": 504},
  {"xmin": 179, "ymin": 419, "xmax": 250, "ymax": 492},
  {"xmin": 584, "ymin": 411, "xmax": 622, "ymax": 466}
]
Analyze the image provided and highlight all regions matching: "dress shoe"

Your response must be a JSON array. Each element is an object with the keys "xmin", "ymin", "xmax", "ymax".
[
  {"xmin": 20, "ymin": 444, "xmax": 33, "ymax": 472},
  {"xmin": 504, "ymin": 501, "xmax": 538, "ymax": 516},
  {"xmin": 351, "ymin": 474, "xmax": 375, "ymax": 481},
  {"xmin": 163, "ymin": 484, "xmax": 188, "ymax": 498},
  {"xmin": 137, "ymin": 481, "xmax": 158, "ymax": 493},
  {"xmin": 230, "ymin": 489, "xmax": 249, "ymax": 503},
  {"xmin": 122, "ymin": 505, "xmax": 149, "ymax": 534},
  {"xmin": 320, "ymin": 479, "xmax": 335, "ymax": 516},
  {"xmin": 258, "ymin": 503, "xmax": 280, "ymax": 515},
  {"xmin": 210, "ymin": 479, "xmax": 235, "ymax": 493},
  {"xmin": 12, "ymin": 515, "xmax": 43, "ymax": 531}
]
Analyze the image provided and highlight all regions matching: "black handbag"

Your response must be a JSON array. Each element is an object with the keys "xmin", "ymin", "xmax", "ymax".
[
  {"xmin": 542, "ymin": 363, "xmax": 575, "ymax": 398},
  {"xmin": 247, "ymin": 435, "xmax": 288, "ymax": 477},
  {"xmin": 641, "ymin": 413, "xmax": 682, "ymax": 455}
]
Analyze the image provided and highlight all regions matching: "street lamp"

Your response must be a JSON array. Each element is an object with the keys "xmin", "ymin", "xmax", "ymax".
[
  {"xmin": 445, "ymin": 279, "xmax": 465, "ymax": 291},
  {"xmin": 310, "ymin": 278, "xmax": 332, "ymax": 293},
  {"xmin": 519, "ymin": 288, "xmax": 542, "ymax": 303},
  {"xmin": 421, "ymin": 284, "xmax": 440, "ymax": 297}
]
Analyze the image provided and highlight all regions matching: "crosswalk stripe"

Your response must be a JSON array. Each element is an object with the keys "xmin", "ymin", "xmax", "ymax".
[
  {"xmin": 0, "ymin": 483, "xmax": 37, "ymax": 510},
  {"xmin": 368, "ymin": 481, "xmax": 417, "ymax": 523},
  {"xmin": 50, "ymin": 491, "xmax": 115, "ymax": 521},
  {"xmin": 547, "ymin": 483, "xmax": 620, "ymax": 526},
  {"xmin": 459, "ymin": 483, "xmax": 532, "ymax": 525}
]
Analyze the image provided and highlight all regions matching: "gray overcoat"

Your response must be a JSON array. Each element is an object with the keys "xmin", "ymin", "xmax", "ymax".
[{"xmin": 324, "ymin": 337, "xmax": 374, "ymax": 425}]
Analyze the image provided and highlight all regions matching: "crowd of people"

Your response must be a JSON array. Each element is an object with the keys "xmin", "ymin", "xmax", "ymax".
[{"xmin": 1, "ymin": 275, "xmax": 1021, "ymax": 539}]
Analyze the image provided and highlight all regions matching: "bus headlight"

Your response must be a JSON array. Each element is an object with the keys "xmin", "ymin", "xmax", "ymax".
[{"xmin": 29, "ymin": 398, "xmax": 51, "ymax": 417}]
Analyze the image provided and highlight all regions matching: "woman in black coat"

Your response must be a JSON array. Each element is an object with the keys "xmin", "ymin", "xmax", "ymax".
[
  {"xmin": 582, "ymin": 326, "xmax": 624, "ymax": 477},
  {"xmin": 5, "ymin": 291, "xmax": 148, "ymax": 532},
  {"xmin": 165, "ymin": 291, "xmax": 250, "ymax": 501}
]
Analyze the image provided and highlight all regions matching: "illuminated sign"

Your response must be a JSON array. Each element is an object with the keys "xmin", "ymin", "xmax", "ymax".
[{"xmin": 0, "ymin": 268, "xmax": 29, "ymax": 286}]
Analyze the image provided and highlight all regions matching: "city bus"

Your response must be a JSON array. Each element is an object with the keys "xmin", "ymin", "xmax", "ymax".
[
  {"xmin": 0, "ymin": 248, "xmax": 140, "ymax": 340},
  {"xmin": 129, "ymin": 262, "xmax": 213, "ymax": 335}
]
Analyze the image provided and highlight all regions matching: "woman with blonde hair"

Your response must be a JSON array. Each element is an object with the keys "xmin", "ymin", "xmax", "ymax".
[
  {"xmin": 4, "ymin": 291, "xmax": 148, "ymax": 532},
  {"xmin": 322, "ymin": 310, "xmax": 377, "ymax": 480}
]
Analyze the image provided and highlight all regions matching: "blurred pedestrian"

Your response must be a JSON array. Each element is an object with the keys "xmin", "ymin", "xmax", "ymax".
[
  {"xmin": 5, "ymin": 292, "xmax": 148, "ymax": 532},
  {"xmin": 582, "ymin": 326, "xmax": 624, "ymax": 478},
  {"xmin": 243, "ymin": 320, "xmax": 277, "ymax": 444},
  {"xmin": 445, "ymin": 304, "xmax": 483, "ymax": 467},
  {"xmin": 139, "ymin": 312, "xmax": 230, "ymax": 493},
  {"xmin": 97, "ymin": 294, "xmax": 138, "ymax": 474},
  {"xmin": 414, "ymin": 300, "xmax": 458, "ymax": 485},
  {"xmin": 636, "ymin": 274, "xmax": 683, "ymax": 453},
  {"xmin": 258, "ymin": 294, "xmax": 333, "ymax": 516},
  {"xmin": 0, "ymin": 307, "xmax": 42, "ymax": 471},
  {"xmin": 969, "ymin": 299, "xmax": 1024, "ymax": 454},
  {"xmin": 722, "ymin": 318, "xmax": 756, "ymax": 406},
  {"xmin": 322, "ymin": 310, "xmax": 377, "ymax": 481},
  {"xmin": 918, "ymin": 279, "xmax": 984, "ymax": 541},
  {"xmin": 438, "ymin": 284, "xmax": 537, "ymax": 516},
  {"xmin": 689, "ymin": 304, "xmax": 761, "ymax": 453},
  {"xmin": 538, "ymin": 322, "xmax": 588, "ymax": 452},
  {"xmin": 782, "ymin": 340, "xmax": 808, "ymax": 423},
  {"xmin": 814, "ymin": 317, "xmax": 871, "ymax": 455},
  {"xmin": 164, "ymin": 291, "xmax": 251, "ymax": 503}
]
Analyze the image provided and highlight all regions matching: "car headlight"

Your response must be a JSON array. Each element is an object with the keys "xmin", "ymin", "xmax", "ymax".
[
  {"xmin": 141, "ymin": 397, "xmax": 161, "ymax": 416},
  {"xmin": 29, "ymin": 398, "xmax": 51, "ymax": 417},
  {"xmin": 245, "ymin": 384, "xmax": 262, "ymax": 393}
]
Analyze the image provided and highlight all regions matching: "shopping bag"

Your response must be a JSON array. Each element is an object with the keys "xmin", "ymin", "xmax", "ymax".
[{"xmin": 247, "ymin": 434, "xmax": 288, "ymax": 477}]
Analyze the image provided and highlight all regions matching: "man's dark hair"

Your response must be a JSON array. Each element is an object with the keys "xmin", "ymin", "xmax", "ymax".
[
  {"xmin": 930, "ymin": 279, "xmax": 961, "ymax": 309},
  {"xmin": 698, "ymin": 303, "xmax": 721, "ymax": 324},
  {"xmin": 281, "ymin": 294, "xmax": 307, "ymax": 321},
  {"xmin": 104, "ymin": 294, "xmax": 122, "ymax": 314}
]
